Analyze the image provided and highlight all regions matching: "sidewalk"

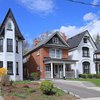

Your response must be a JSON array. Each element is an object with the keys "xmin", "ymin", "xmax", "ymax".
[{"xmin": 0, "ymin": 96, "xmax": 4, "ymax": 100}]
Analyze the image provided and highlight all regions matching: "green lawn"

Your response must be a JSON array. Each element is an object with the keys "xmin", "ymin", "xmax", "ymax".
[{"xmin": 68, "ymin": 78, "xmax": 100, "ymax": 87}]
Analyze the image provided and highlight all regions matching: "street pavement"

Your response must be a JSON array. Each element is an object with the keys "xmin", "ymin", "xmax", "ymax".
[{"xmin": 52, "ymin": 79, "xmax": 100, "ymax": 99}]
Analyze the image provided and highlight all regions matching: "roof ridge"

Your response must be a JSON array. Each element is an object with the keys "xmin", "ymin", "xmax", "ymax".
[{"xmin": 68, "ymin": 30, "xmax": 88, "ymax": 40}]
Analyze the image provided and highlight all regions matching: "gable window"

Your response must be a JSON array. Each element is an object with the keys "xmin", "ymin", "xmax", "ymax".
[
  {"xmin": 16, "ymin": 62, "xmax": 19, "ymax": 75},
  {"xmin": 7, "ymin": 39, "xmax": 13, "ymax": 52},
  {"xmin": 0, "ymin": 61, "xmax": 3, "ymax": 68},
  {"xmin": 0, "ymin": 39, "xmax": 3, "ymax": 52},
  {"xmin": 7, "ymin": 61, "xmax": 13, "ymax": 75},
  {"xmin": 49, "ymin": 49, "xmax": 62, "ymax": 58},
  {"xmin": 52, "ymin": 37, "xmax": 59, "ymax": 44},
  {"xmin": 83, "ymin": 62, "xmax": 90, "ymax": 74},
  {"xmin": 83, "ymin": 38, "xmax": 87, "ymax": 43},
  {"xmin": 7, "ymin": 22, "xmax": 12, "ymax": 30},
  {"xmin": 82, "ymin": 47, "xmax": 89, "ymax": 57},
  {"xmin": 16, "ymin": 40, "xmax": 18, "ymax": 53}
]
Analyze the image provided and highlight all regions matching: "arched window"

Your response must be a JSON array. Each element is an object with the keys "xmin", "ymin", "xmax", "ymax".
[
  {"xmin": 83, "ymin": 62, "xmax": 90, "ymax": 74},
  {"xmin": 7, "ymin": 22, "xmax": 12, "ymax": 29},
  {"xmin": 82, "ymin": 47, "xmax": 89, "ymax": 57}
]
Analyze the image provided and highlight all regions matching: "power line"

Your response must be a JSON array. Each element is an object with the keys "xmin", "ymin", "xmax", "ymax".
[{"xmin": 65, "ymin": 0, "xmax": 100, "ymax": 7}]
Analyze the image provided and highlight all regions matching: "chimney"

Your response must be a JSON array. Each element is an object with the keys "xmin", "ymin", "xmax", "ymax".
[
  {"xmin": 61, "ymin": 32, "xmax": 67, "ymax": 41},
  {"xmin": 34, "ymin": 39, "xmax": 40, "ymax": 46}
]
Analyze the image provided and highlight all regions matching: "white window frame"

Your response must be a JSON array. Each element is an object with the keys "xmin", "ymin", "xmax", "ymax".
[
  {"xmin": 52, "ymin": 37, "xmax": 59, "ymax": 44},
  {"xmin": 49, "ymin": 48, "xmax": 62, "ymax": 59}
]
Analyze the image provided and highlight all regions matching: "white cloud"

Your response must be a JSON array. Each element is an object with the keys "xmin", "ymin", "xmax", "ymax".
[
  {"xmin": 92, "ymin": 0, "xmax": 100, "ymax": 5},
  {"xmin": 17, "ymin": 0, "xmax": 55, "ymax": 15},
  {"xmin": 83, "ymin": 12, "xmax": 97, "ymax": 21},
  {"xmin": 58, "ymin": 13, "xmax": 100, "ymax": 39}
]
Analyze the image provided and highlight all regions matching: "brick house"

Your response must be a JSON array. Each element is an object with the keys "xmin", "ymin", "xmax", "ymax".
[{"xmin": 23, "ymin": 32, "xmax": 77, "ymax": 79}]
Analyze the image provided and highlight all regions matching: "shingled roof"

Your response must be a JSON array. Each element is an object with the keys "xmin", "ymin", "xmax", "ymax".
[
  {"xmin": 67, "ymin": 30, "xmax": 88, "ymax": 49},
  {"xmin": 0, "ymin": 8, "xmax": 24, "ymax": 40},
  {"xmin": 24, "ymin": 31, "xmax": 69, "ymax": 57}
]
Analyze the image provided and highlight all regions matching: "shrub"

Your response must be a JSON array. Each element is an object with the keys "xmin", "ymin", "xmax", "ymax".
[
  {"xmin": 78, "ymin": 74, "xmax": 82, "ymax": 78},
  {"xmin": 87, "ymin": 74, "xmax": 93, "ymax": 78},
  {"xmin": 95, "ymin": 74, "xmax": 100, "ymax": 78},
  {"xmin": 40, "ymin": 80, "xmax": 53, "ymax": 95},
  {"xmin": 30, "ymin": 72, "xmax": 38, "ymax": 80},
  {"xmin": 81, "ymin": 74, "xmax": 87, "ymax": 78}
]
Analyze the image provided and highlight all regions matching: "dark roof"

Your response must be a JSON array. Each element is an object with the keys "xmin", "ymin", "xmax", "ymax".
[
  {"xmin": 95, "ymin": 44, "xmax": 100, "ymax": 54},
  {"xmin": 0, "ymin": 8, "xmax": 24, "ymax": 40},
  {"xmin": 67, "ymin": 30, "xmax": 88, "ymax": 49},
  {"xmin": 24, "ymin": 31, "xmax": 69, "ymax": 57}
]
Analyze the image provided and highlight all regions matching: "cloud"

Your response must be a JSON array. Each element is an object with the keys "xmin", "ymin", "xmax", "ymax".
[
  {"xmin": 17, "ymin": 0, "xmax": 55, "ymax": 15},
  {"xmin": 58, "ymin": 12, "xmax": 100, "ymax": 39},
  {"xmin": 83, "ymin": 12, "xmax": 97, "ymax": 21},
  {"xmin": 92, "ymin": 0, "xmax": 100, "ymax": 5}
]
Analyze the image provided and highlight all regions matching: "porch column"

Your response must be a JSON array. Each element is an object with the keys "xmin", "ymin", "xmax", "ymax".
[
  {"xmin": 63, "ymin": 63, "xmax": 66, "ymax": 77},
  {"xmin": 51, "ymin": 62, "xmax": 53, "ymax": 78}
]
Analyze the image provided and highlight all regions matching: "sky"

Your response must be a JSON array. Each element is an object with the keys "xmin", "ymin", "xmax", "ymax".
[{"xmin": 0, "ymin": 0, "xmax": 100, "ymax": 44}]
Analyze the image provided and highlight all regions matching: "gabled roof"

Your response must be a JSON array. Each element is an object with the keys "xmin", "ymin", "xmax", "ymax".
[
  {"xmin": 0, "ymin": 8, "xmax": 24, "ymax": 40},
  {"xmin": 24, "ymin": 31, "xmax": 69, "ymax": 57},
  {"xmin": 67, "ymin": 30, "xmax": 87, "ymax": 49},
  {"xmin": 67, "ymin": 30, "xmax": 97, "ymax": 50}
]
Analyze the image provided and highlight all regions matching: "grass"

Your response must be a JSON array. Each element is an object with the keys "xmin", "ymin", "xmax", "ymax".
[{"xmin": 68, "ymin": 78, "xmax": 100, "ymax": 87}]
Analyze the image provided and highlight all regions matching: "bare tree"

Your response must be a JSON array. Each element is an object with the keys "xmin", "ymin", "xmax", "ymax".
[
  {"xmin": 23, "ymin": 40, "xmax": 30, "ymax": 55},
  {"xmin": 94, "ymin": 34, "xmax": 100, "ymax": 44}
]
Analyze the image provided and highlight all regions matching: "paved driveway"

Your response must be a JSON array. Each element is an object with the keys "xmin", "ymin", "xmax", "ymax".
[{"xmin": 52, "ymin": 79, "xmax": 100, "ymax": 99}]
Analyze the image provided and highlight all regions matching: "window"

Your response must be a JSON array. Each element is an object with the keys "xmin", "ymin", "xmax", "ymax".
[
  {"xmin": 49, "ymin": 49, "xmax": 62, "ymax": 58},
  {"xmin": 0, "ymin": 39, "xmax": 3, "ymax": 52},
  {"xmin": 52, "ymin": 37, "xmax": 59, "ymax": 44},
  {"xmin": 83, "ymin": 62, "xmax": 90, "ymax": 74},
  {"xmin": 16, "ymin": 62, "xmax": 19, "ymax": 75},
  {"xmin": 7, "ymin": 22, "xmax": 12, "ymax": 30},
  {"xmin": 7, "ymin": 61, "xmax": 13, "ymax": 75},
  {"xmin": 7, "ymin": 39, "xmax": 13, "ymax": 52},
  {"xmin": 16, "ymin": 40, "xmax": 18, "ymax": 53},
  {"xmin": 82, "ymin": 47, "xmax": 89, "ymax": 57},
  {"xmin": 83, "ymin": 38, "xmax": 87, "ymax": 43},
  {"xmin": 0, "ymin": 61, "xmax": 3, "ymax": 68}
]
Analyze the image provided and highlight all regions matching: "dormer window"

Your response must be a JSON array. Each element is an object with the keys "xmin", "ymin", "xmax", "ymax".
[
  {"xmin": 7, "ymin": 22, "xmax": 12, "ymax": 30},
  {"xmin": 52, "ymin": 37, "xmax": 59, "ymax": 44}
]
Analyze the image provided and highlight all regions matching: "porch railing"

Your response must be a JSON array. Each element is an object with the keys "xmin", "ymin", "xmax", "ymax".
[{"xmin": 66, "ymin": 71, "xmax": 75, "ymax": 78}]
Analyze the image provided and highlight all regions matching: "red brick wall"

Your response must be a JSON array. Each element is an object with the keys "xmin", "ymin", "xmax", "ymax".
[{"xmin": 25, "ymin": 47, "xmax": 68, "ymax": 79}]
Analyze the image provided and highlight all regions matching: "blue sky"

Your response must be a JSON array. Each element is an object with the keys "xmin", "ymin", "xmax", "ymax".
[{"xmin": 0, "ymin": 0, "xmax": 100, "ymax": 44}]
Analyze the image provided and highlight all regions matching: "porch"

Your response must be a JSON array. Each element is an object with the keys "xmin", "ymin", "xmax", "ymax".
[{"xmin": 44, "ymin": 57, "xmax": 77, "ymax": 79}]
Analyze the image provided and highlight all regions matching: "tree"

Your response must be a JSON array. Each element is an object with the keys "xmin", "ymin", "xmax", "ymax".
[
  {"xmin": 95, "ymin": 34, "xmax": 100, "ymax": 44},
  {"xmin": 23, "ymin": 40, "xmax": 30, "ymax": 55}
]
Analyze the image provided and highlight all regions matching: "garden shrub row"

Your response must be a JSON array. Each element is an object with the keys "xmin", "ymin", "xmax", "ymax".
[{"xmin": 79, "ymin": 74, "xmax": 100, "ymax": 78}]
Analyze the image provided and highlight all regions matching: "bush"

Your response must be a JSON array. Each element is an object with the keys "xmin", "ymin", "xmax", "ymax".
[
  {"xmin": 87, "ymin": 74, "xmax": 93, "ymax": 78},
  {"xmin": 95, "ymin": 74, "xmax": 100, "ymax": 78},
  {"xmin": 81, "ymin": 74, "xmax": 87, "ymax": 78},
  {"xmin": 30, "ymin": 72, "xmax": 38, "ymax": 80},
  {"xmin": 40, "ymin": 80, "xmax": 53, "ymax": 95}
]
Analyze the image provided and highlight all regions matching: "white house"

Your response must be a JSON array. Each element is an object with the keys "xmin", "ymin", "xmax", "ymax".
[
  {"xmin": 0, "ymin": 9, "xmax": 24, "ymax": 81},
  {"xmin": 67, "ymin": 30, "xmax": 97, "ymax": 77}
]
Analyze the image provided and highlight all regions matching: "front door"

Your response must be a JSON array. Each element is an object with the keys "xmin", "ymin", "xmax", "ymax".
[{"xmin": 53, "ymin": 64, "xmax": 63, "ymax": 78}]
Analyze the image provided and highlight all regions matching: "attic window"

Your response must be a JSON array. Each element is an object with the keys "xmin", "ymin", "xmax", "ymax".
[
  {"xmin": 83, "ymin": 38, "xmax": 87, "ymax": 43},
  {"xmin": 7, "ymin": 22, "xmax": 12, "ymax": 30},
  {"xmin": 52, "ymin": 37, "xmax": 59, "ymax": 44}
]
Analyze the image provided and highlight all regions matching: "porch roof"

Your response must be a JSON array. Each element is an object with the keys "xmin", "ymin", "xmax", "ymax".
[{"xmin": 43, "ymin": 57, "xmax": 78, "ymax": 64}]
